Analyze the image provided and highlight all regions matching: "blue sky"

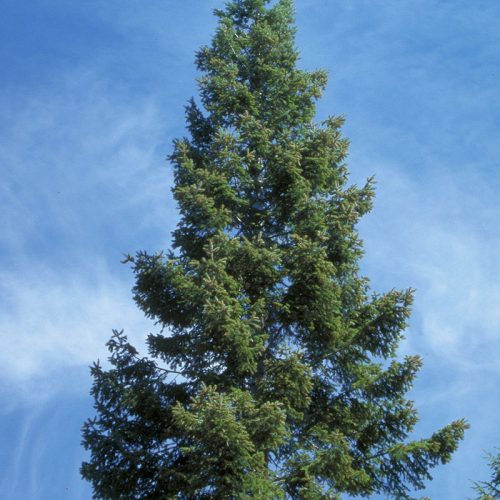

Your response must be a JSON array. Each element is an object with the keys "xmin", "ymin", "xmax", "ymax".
[{"xmin": 0, "ymin": 0, "xmax": 498, "ymax": 498}]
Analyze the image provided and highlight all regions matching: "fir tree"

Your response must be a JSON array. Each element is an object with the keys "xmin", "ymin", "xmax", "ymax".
[{"xmin": 81, "ymin": 1, "xmax": 467, "ymax": 498}]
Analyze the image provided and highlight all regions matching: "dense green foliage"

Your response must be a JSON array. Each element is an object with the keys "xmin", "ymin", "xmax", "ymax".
[{"xmin": 81, "ymin": 1, "xmax": 467, "ymax": 498}]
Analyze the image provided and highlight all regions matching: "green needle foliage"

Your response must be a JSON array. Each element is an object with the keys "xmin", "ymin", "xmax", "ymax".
[{"xmin": 81, "ymin": 1, "xmax": 467, "ymax": 498}]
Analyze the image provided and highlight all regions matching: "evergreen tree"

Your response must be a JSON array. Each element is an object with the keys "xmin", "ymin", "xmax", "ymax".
[{"xmin": 81, "ymin": 1, "xmax": 467, "ymax": 498}]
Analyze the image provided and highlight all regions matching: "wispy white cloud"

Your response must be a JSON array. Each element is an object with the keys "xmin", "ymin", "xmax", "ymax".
[
  {"xmin": 0, "ymin": 264, "xmax": 150, "ymax": 382},
  {"xmin": 0, "ymin": 67, "xmax": 172, "ymax": 407},
  {"xmin": 2, "ymin": 408, "xmax": 38, "ymax": 497},
  {"xmin": 355, "ymin": 161, "xmax": 500, "ymax": 497},
  {"xmin": 358, "ymin": 162, "xmax": 500, "ymax": 370},
  {"xmin": 1, "ymin": 398, "xmax": 92, "ymax": 500},
  {"xmin": 0, "ymin": 67, "xmax": 174, "ymax": 257}
]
